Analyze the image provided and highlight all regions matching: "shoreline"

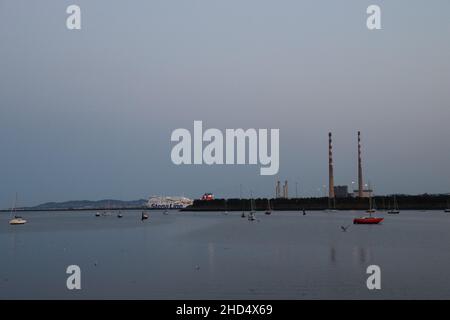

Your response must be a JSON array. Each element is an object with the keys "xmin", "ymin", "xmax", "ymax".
[
  {"xmin": 2, "ymin": 194, "xmax": 449, "ymax": 212},
  {"xmin": 183, "ymin": 195, "xmax": 450, "ymax": 211}
]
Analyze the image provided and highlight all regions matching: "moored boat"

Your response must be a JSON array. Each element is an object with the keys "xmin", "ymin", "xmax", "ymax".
[
  {"xmin": 9, "ymin": 193, "xmax": 27, "ymax": 225},
  {"xmin": 248, "ymin": 195, "xmax": 256, "ymax": 221},
  {"xmin": 265, "ymin": 199, "xmax": 272, "ymax": 215},
  {"xmin": 353, "ymin": 217, "xmax": 384, "ymax": 224},
  {"xmin": 387, "ymin": 195, "xmax": 400, "ymax": 214},
  {"xmin": 10, "ymin": 217, "xmax": 27, "ymax": 225},
  {"xmin": 354, "ymin": 184, "xmax": 383, "ymax": 224}
]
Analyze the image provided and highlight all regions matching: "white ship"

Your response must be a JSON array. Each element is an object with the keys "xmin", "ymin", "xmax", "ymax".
[{"xmin": 147, "ymin": 196, "xmax": 193, "ymax": 209}]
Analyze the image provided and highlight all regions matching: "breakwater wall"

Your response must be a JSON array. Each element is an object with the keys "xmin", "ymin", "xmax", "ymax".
[{"xmin": 183, "ymin": 195, "xmax": 450, "ymax": 211}]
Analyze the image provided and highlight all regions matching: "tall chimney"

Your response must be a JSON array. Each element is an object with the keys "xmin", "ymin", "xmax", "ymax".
[
  {"xmin": 276, "ymin": 180, "xmax": 280, "ymax": 198},
  {"xmin": 328, "ymin": 132, "xmax": 335, "ymax": 199},
  {"xmin": 283, "ymin": 180, "xmax": 288, "ymax": 198},
  {"xmin": 358, "ymin": 131, "xmax": 363, "ymax": 198}
]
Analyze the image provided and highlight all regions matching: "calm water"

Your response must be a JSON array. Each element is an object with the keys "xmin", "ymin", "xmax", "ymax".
[{"xmin": 1, "ymin": 210, "xmax": 450, "ymax": 299}]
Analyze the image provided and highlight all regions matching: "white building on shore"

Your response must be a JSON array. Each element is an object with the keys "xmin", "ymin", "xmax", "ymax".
[{"xmin": 147, "ymin": 196, "xmax": 193, "ymax": 209}]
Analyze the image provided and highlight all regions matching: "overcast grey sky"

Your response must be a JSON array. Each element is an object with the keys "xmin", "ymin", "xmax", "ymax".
[{"xmin": 1, "ymin": 0, "xmax": 450, "ymax": 207}]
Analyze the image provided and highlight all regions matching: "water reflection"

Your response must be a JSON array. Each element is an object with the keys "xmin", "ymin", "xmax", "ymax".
[
  {"xmin": 351, "ymin": 246, "xmax": 372, "ymax": 265},
  {"xmin": 330, "ymin": 246, "xmax": 336, "ymax": 264},
  {"xmin": 208, "ymin": 242, "xmax": 215, "ymax": 276}
]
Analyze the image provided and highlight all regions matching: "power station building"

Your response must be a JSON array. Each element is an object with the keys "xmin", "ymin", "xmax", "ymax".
[
  {"xmin": 275, "ymin": 180, "xmax": 289, "ymax": 198},
  {"xmin": 334, "ymin": 186, "xmax": 349, "ymax": 198}
]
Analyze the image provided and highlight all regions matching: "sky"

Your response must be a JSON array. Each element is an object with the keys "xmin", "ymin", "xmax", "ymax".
[{"xmin": 1, "ymin": 0, "xmax": 450, "ymax": 207}]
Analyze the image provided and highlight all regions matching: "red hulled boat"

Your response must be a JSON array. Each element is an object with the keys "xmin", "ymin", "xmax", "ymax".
[
  {"xmin": 353, "ymin": 217, "xmax": 383, "ymax": 224},
  {"xmin": 354, "ymin": 183, "xmax": 383, "ymax": 224}
]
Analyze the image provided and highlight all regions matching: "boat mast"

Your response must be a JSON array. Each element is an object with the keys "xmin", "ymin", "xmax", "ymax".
[
  {"xmin": 11, "ymin": 192, "xmax": 18, "ymax": 218},
  {"xmin": 240, "ymin": 184, "xmax": 244, "ymax": 213}
]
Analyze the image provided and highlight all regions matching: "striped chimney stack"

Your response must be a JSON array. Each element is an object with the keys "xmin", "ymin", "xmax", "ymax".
[
  {"xmin": 328, "ymin": 132, "xmax": 335, "ymax": 199},
  {"xmin": 276, "ymin": 180, "xmax": 281, "ymax": 198},
  {"xmin": 283, "ymin": 180, "xmax": 288, "ymax": 199},
  {"xmin": 358, "ymin": 131, "xmax": 364, "ymax": 198}
]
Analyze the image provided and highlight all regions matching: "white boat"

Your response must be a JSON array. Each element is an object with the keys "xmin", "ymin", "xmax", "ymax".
[
  {"xmin": 10, "ymin": 217, "xmax": 27, "ymax": 225},
  {"xmin": 9, "ymin": 193, "xmax": 27, "ymax": 225}
]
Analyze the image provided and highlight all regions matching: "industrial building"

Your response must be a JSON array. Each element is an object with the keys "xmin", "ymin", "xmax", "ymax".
[
  {"xmin": 334, "ymin": 186, "xmax": 349, "ymax": 198},
  {"xmin": 275, "ymin": 180, "xmax": 289, "ymax": 198}
]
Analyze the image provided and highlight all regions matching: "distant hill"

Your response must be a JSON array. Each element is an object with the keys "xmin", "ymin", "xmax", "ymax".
[{"xmin": 27, "ymin": 199, "xmax": 148, "ymax": 210}]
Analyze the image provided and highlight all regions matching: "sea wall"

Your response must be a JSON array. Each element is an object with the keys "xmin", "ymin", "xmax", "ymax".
[{"xmin": 183, "ymin": 195, "xmax": 450, "ymax": 211}]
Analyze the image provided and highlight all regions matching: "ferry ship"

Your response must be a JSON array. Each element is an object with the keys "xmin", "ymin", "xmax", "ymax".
[{"xmin": 147, "ymin": 196, "xmax": 193, "ymax": 209}]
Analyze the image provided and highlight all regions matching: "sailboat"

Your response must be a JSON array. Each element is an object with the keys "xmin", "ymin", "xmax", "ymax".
[
  {"xmin": 366, "ymin": 185, "xmax": 376, "ymax": 213},
  {"xmin": 223, "ymin": 199, "xmax": 228, "ymax": 214},
  {"xmin": 354, "ymin": 185, "xmax": 383, "ymax": 224},
  {"xmin": 9, "ymin": 193, "xmax": 27, "ymax": 225},
  {"xmin": 353, "ymin": 210, "xmax": 383, "ymax": 224},
  {"xmin": 248, "ymin": 196, "xmax": 256, "ymax": 221},
  {"xmin": 101, "ymin": 201, "xmax": 113, "ymax": 216},
  {"xmin": 240, "ymin": 186, "xmax": 245, "ymax": 218},
  {"xmin": 444, "ymin": 200, "xmax": 450, "ymax": 213},
  {"xmin": 141, "ymin": 211, "xmax": 149, "ymax": 221},
  {"xmin": 366, "ymin": 198, "xmax": 376, "ymax": 213},
  {"xmin": 388, "ymin": 195, "xmax": 400, "ymax": 214},
  {"xmin": 326, "ymin": 196, "xmax": 337, "ymax": 212},
  {"xmin": 265, "ymin": 199, "xmax": 272, "ymax": 215}
]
